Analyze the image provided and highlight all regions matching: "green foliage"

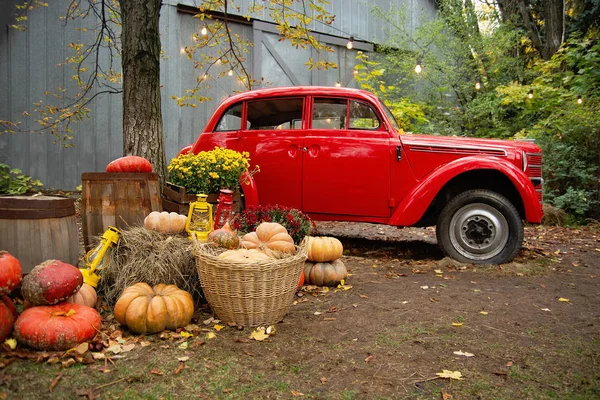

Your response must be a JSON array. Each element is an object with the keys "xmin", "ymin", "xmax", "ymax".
[{"xmin": 0, "ymin": 164, "xmax": 43, "ymax": 195}]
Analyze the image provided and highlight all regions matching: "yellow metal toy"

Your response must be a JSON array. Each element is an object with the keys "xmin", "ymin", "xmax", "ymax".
[{"xmin": 80, "ymin": 226, "xmax": 121, "ymax": 287}]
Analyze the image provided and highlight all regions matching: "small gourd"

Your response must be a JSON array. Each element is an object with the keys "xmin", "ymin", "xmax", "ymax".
[
  {"xmin": 66, "ymin": 283, "xmax": 98, "ymax": 308},
  {"xmin": 144, "ymin": 211, "xmax": 187, "ymax": 233},
  {"xmin": 303, "ymin": 259, "xmax": 347, "ymax": 287},
  {"xmin": 241, "ymin": 222, "xmax": 295, "ymax": 255},
  {"xmin": 208, "ymin": 222, "xmax": 240, "ymax": 249}
]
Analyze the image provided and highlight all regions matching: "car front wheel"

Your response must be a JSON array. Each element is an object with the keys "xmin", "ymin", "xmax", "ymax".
[{"xmin": 436, "ymin": 189, "xmax": 524, "ymax": 264}]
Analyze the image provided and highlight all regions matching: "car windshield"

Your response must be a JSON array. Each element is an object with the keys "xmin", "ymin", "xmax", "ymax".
[{"xmin": 379, "ymin": 100, "xmax": 401, "ymax": 132}]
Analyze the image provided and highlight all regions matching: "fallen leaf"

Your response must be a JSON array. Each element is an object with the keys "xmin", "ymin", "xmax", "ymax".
[
  {"xmin": 265, "ymin": 326, "xmax": 276, "ymax": 335},
  {"xmin": 429, "ymin": 297, "xmax": 440, "ymax": 302},
  {"xmin": 479, "ymin": 311, "xmax": 488, "ymax": 315},
  {"xmin": 75, "ymin": 343, "xmax": 89, "ymax": 355},
  {"xmin": 441, "ymin": 388, "xmax": 453, "ymax": 399},
  {"xmin": 91, "ymin": 352, "xmax": 105, "ymax": 360},
  {"xmin": 558, "ymin": 297, "xmax": 570, "ymax": 302},
  {"xmin": 61, "ymin": 359, "xmax": 76, "ymax": 368},
  {"xmin": 320, "ymin": 377, "xmax": 328, "ymax": 384},
  {"xmin": 213, "ymin": 324, "xmax": 225, "ymax": 331},
  {"xmin": 249, "ymin": 328, "xmax": 269, "ymax": 341},
  {"xmin": 452, "ymin": 322, "xmax": 464, "ymax": 327},
  {"xmin": 121, "ymin": 344, "xmax": 135, "ymax": 352},
  {"xmin": 206, "ymin": 332, "xmax": 217, "ymax": 340},
  {"xmin": 106, "ymin": 345, "xmax": 122, "ymax": 354},
  {"xmin": 359, "ymin": 294, "xmax": 368, "ymax": 298},
  {"xmin": 401, "ymin": 301, "xmax": 409, "ymax": 304},
  {"xmin": 4, "ymin": 338, "xmax": 17, "ymax": 350},
  {"xmin": 291, "ymin": 390, "xmax": 304, "ymax": 397},
  {"xmin": 364, "ymin": 355, "xmax": 375, "ymax": 363},
  {"xmin": 541, "ymin": 308, "xmax": 551, "ymax": 312},
  {"xmin": 150, "ymin": 369, "xmax": 164, "ymax": 375},
  {"xmin": 323, "ymin": 317, "xmax": 336, "ymax": 321},
  {"xmin": 439, "ymin": 283, "xmax": 448, "ymax": 288},
  {"xmin": 434, "ymin": 269, "xmax": 443, "ymax": 274},
  {"xmin": 436, "ymin": 370, "xmax": 463, "ymax": 380},
  {"xmin": 49, "ymin": 373, "xmax": 63, "ymax": 392},
  {"xmin": 506, "ymin": 361, "xmax": 514, "ymax": 367},
  {"xmin": 314, "ymin": 312, "xmax": 323, "ymax": 315},
  {"xmin": 178, "ymin": 341, "xmax": 189, "ymax": 349},
  {"xmin": 178, "ymin": 356, "xmax": 190, "ymax": 362},
  {"xmin": 175, "ymin": 361, "xmax": 185, "ymax": 375},
  {"xmin": 453, "ymin": 350, "xmax": 475, "ymax": 357},
  {"xmin": 420, "ymin": 285, "xmax": 429, "ymax": 290},
  {"xmin": 180, "ymin": 331, "xmax": 194, "ymax": 338}
]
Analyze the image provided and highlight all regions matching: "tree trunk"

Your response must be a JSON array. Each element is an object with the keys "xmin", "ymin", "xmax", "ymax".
[
  {"xmin": 542, "ymin": 0, "xmax": 564, "ymax": 60},
  {"xmin": 119, "ymin": 0, "xmax": 167, "ymax": 187}
]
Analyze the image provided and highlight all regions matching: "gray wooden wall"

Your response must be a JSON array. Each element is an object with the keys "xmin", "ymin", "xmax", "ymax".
[{"xmin": 0, "ymin": 0, "xmax": 436, "ymax": 190}]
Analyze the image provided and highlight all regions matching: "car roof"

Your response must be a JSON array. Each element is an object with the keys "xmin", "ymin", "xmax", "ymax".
[{"xmin": 221, "ymin": 86, "xmax": 379, "ymax": 104}]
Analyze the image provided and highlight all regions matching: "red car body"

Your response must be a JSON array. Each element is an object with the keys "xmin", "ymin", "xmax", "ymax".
[{"xmin": 180, "ymin": 86, "xmax": 543, "ymax": 264}]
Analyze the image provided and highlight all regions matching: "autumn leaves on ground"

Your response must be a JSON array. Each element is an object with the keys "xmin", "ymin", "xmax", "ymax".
[{"xmin": 1, "ymin": 222, "xmax": 599, "ymax": 399}]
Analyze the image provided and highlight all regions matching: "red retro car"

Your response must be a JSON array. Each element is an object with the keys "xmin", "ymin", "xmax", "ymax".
[{"xmin": 179, "ymin": 86, "xmax": 543, "ymax": 264}]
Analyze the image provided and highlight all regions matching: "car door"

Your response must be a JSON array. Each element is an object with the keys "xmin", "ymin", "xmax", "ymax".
[
  {"xmin": 302, "ymin": 97, "xmax": 391, "ymax": 217},
  {"xmin": 240, "ymin": 97, "xmax": 306, "ymax": 209}
]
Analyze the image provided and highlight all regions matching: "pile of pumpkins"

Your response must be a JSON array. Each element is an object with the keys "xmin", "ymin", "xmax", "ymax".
[
  {"xmin": 0, "ymin": 252, "xmax": 102, "ymax": 351},
  {"xmin": 304, "ymin": 236, "xmax": 347, "ymax": 287}
]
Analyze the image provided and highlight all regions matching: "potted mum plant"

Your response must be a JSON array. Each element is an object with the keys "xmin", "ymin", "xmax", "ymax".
[{"xmin": 163, "ymin": 147, "xmax": 256, "ymax": 214}]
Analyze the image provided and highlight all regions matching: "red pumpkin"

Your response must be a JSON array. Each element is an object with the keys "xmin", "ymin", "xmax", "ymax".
[
  {"xmin": 106, "ymin": 156, "xmax": 153, "ymax": 173},
  {"xmin": 0, "ymin": 296, "xmax": 18, "ymax": 342},
  {"xmin": 0, "ymin": 251, "xmax": 22, "ymax": 296},
  {"xmin": 14, "ymin": 303, "xmax": 102, "ymax": 351},
  {"xmin": 208, "ymin": 222, "xmax": 240, "ymax": 249},
  {"xmin": 22, "ymin": 260, "xmax": 83, "ymax": 305}
]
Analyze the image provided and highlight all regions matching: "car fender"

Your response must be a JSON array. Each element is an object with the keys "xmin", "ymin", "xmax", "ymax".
[
  {"xmin": 178, "ymin": 145, "xmax": 193, "ymax": 156},
  {"xmin": 389, "ymin": 156, "xmax": 542, "ymax": 226},
  {"xmin": 239, "ymin": 171, "xmax": 259, "ymax": 208}
]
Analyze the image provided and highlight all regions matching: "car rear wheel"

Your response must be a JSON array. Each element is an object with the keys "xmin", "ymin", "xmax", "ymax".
[{"xmin": 436, "ymin": 189, "xmax": 523, "ymax": 264}]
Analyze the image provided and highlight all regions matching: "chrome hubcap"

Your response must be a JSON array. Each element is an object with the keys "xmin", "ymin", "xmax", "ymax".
[{"xmin": 449, "ymin": 203, "xmax": 509, "ymax": 261}]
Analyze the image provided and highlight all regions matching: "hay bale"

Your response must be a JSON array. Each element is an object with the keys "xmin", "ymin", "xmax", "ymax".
[
  {"xmin": 542, "ymin": 204, "xmax": 568, "ymax": 226},
  {"xmin": 97, "ymin": 227, "xmax": 202, "ymax": 306}
]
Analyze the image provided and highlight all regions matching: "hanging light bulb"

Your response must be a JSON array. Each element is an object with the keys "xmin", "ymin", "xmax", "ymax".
[
  {"xmin": 475, "ymin": 78, "xmax": 481, "ymax": 90},
  {"xmin": 415, "ymin": 59, "xmax": 422, "ymax": 74},
  {"xmin": 346, "ymin": 36, "xmax": 354, "ymax": 50},
  {"xmin": 228, "ymin": 69, "xmax": 234, "ymax": 76},
  {"xmin": 528, "ymin": 89, "xmax": 534, "ymax": 99},
  {"xmin": 201, "ymin": 25, "xmax": 208, "ymax": 36},
  {"xmin": 577, "ymin": 95, "xmax": 583, "ymax": 104}
]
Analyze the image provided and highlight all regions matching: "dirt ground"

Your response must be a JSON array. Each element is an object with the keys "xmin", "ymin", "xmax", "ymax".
[{"xmin": 1, "ymin": 220, "xmax": 599, "ymax": 399}]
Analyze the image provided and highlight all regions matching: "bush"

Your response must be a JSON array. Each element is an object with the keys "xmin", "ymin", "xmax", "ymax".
[
  {"xmin": 232, "ymin": 205, "xmax": 316, "ymax": 244},
  {"xmin": 0, "ymin": 164, "xmax": 43, "ymax": 195}
]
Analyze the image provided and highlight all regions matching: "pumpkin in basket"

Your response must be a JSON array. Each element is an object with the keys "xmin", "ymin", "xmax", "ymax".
[
  {"xmin": 218, "ymin": 248, "xmax": 272, "ymax": 262},
  {"xmin": 114, "ymin": 283, "xmax": 194, "ymax": 334},
  {"xmin": 303, "ymin": 259, "xmax": 347, "ymax": 287},
  {"xmin": 208, "ymin": 222, "xmax": 240, "ymax": 249},
  {"xmin": 241, "ymin": 222, "xmax": 295, "ymax": 255},
  {"xmin": 307, "ymin": 236, "xmax": 343, "ymax": 262}
]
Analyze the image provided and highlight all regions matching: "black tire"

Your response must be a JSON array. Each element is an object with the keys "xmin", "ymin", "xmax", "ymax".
[{"xmin": 436, "ymin": 189, "xmax": 523, "ymax": 264}]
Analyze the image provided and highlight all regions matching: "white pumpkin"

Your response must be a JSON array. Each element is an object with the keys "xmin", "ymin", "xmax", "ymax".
[{"xmin": 144, "ymin": 211, "xmax": 187, "ymax": 233}]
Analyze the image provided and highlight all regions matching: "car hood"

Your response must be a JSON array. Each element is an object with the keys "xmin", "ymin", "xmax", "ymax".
[{"xmin": 401, "ymin": 134, "xmax": 541, "ymax": 155}]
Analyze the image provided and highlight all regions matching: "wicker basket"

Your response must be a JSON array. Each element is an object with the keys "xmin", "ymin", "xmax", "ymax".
[{"xmin": 194, "ymin": 241, "xmax": 308, "ymax": 326}]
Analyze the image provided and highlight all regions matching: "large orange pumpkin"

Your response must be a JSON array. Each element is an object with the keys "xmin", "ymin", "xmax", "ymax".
[
  {"xmin": 0, "ymin": 251, "xmax": 22, "ymax": 296},
  {"xmin": 144, "ymin": 211, "xmax": 187, "ymax": 233},
  {"xmin": 14, "ymin": 303, "xmax": 102, "ymax": 351},
  {"xmin": 307, "ymin": 236, "xmax": 344, "ymax": 262},
  {"xmin": 114, "ymin": 283, "xmax": 194, "ymax": 334},
  {"xmin": 241, "ymin": 222, "xmax": 295, "ymax": 255},
  {"xmin": 303, "ymin": 259, "xmax": 347, "ymax": 287},
  {"xmin": 106, "ymin": 156, "xmax": 153, "ymax": 173}
]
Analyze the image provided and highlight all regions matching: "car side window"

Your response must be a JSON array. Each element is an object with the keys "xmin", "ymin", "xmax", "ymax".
[
  {"xmin": 312, "ymin": 98, "xmax": 347, "ymax": 129},
  {"xmin": 246, "ymin": 98, "xmax": 303, "ymax": 130},
  {"xmin": 349, "ymin": 100, "xmax": 380, "ymax": 129},
  {"xmin": 215, "ymin": 103, "xmax": 243, "ymax": 132}
]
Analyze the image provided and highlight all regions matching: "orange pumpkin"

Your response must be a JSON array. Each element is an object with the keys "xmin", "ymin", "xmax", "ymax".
[
  {"xmin": 307, "ymin": 236, "xmax": 343, "ymax": 262},
  {"xmin": 303, "ymin": 259, "xmax": 347, "ymax": 287},
  {"xmin": 144, "ymin": 211, "xmax": 187, "ymax": 233},
  {"xmin": 66, "ymin": 283, "xmax": 98, "ymax": 308},
  {"xmin": 241, "ymin": 222, "xmax": 295, "ymax": 254},
  {"xmin": 114, "ymin": 283, "xmax": 194, "ymax": 334},
  {"xmin": 218, "ymin": 248, "xmax": 272, "ymax": 263}
]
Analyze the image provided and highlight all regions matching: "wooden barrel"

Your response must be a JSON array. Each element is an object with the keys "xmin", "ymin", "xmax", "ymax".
[
  {"xmin": 81, "ymin": 172, "xmax": 162, "ymax": 251},
  {"xmin": 0, "ymin": 195, "xmax": 80, "ymax": 273}
]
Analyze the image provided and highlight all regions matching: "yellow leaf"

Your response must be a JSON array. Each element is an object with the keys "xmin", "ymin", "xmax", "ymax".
[
  {"xmin": 213, "ymin": 324, "xmax": 225, "ymax": 331},
  {"xmin": 249, "ymin": 328, "xmax": 269, "ymax": 341},
  {"xmin": 180, "ymin": 331, "xmax": 193, "ymax": 338},
  {"xmin": 436, "ymin": 370, "xmax": 463, "ymax": 380},
  {"xmin": 558, "ymin": 297, "xmax": 570, "ymax": 302},
  {"xmin": 178, "ymin": 342, "xmax": 189, "ymax": 349},
  {"xmin": 452, "ymin": 322, "xmax": 464, "ymax": 327},
  {"xmin": 434, "ymin": 269, "xmax": 443, "ymax": 274},
  {"xmin": 4, "ymin": 338, "xmax": 17, "ymax": 350},
  {"xmin": 479, "ymin": 311, "xmax": 489, "ymax": 315},
  {"xmin": 206, "ymin": 332, "xmax": 217, "ymax": 340}
]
